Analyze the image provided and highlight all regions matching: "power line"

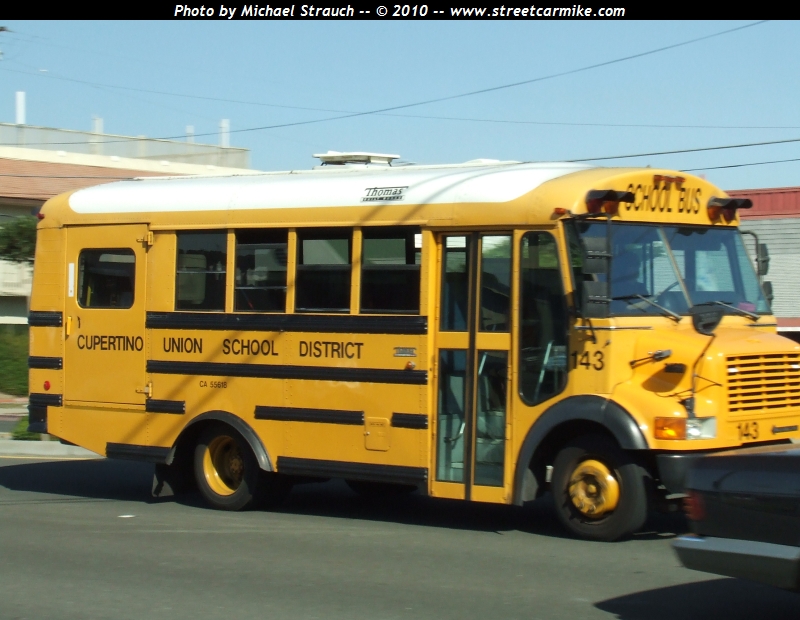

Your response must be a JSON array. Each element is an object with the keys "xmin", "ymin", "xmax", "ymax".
[
  {"xmin": 683, "ymin": 156, "xmax": 800, "ymax": 172},
  {"xmin": 0, "ymin": 20, "xmax": 769, "ymax": 145},
  {"xmin": 567, "ymin": 135, "xmax": 800, "ymax": 163}
]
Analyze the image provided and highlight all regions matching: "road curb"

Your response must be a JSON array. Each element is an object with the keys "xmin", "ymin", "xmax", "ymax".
[{"xmin": 0, "ymin": 439, "xmax": 99, "ymax": 458}]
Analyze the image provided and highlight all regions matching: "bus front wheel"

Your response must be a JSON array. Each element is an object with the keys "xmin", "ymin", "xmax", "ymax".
[
  {"xmin": 551, "ymin": 435, "xmax": 648, "ymax": 542},
  {"xmin": 194, "ymin": 424, "xmax": 263, "ymax": 511}
]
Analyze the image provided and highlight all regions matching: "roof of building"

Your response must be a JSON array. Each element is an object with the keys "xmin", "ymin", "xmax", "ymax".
[{"xmin": 727, "ymin": 186, "xmax": 800, "ymax": 219}]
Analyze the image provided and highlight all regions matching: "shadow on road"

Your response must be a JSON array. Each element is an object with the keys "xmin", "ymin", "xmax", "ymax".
[
  {"xmin": 595, "ymin": 578, "xmax": 800, "ymax": 619},
  {"xmin": 0, "ymin": 458, "xmax": 153, "ymax": 503},
  {"xmin": 0, "ymin": 458, "xmax": 688, "ymax": 540}
]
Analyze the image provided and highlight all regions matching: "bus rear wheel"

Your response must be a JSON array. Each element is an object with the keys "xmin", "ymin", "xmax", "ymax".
[
  {"xmin": 194, "ymin": 424, "xmax": 262, "ymax": 511},
  {"xmin": 551, "ymin": 435, "xmax": 647, "ymax": 542}
]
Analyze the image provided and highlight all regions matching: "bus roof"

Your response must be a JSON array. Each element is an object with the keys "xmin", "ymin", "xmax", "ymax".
[
  {"xmin": 40, "ymin": 160, "xmax": 730, "ymax": 229},
  {"xmin": 67, "ymin": 161, "xmax": 591, "ymax": 214}
]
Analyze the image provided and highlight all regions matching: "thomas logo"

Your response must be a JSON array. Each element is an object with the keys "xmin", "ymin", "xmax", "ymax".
[{"xmin": 362, "ymin": 186, "xmax": 408, "ymax": 202}]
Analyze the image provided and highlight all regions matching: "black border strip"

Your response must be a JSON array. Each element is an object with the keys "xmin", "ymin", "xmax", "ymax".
[
  {"xmin": 28, "ymin": 356, "xmax": 63, "ymax": 370},
  {"xmin": 146, "ymin": 399, "xmax": 186, "ymax": 415},
  {"xmin": 147, "ymin": 360, "xmax": 427, "ymax": 385},
  {"xmin": 27, "ymin": 405, "xmax": 47, "ymax": 434},
  {"xmin": 28, "ymin": 311, "xmax": 63, "ymax": 327},
  {"xmin": 29, "ymin": 393, "xmax": 62, "ymax": 407},
  {"xmin": 277, "ymin": 457, "xmax": 427, "ymax": 485},
  {"xmin": 146, "ymin": 312, "xmax": 427, "ymax": 335},
  {"xmin": 391, "ymin": 413, "xmax": 429, "ymax": 429},
  {"xmin": 106, "ymin": 442, "xmax": 171, "ymax": 463},
  {"xmin": 255, "ymin": 406, "xmax": 363, "ymax": 425}
]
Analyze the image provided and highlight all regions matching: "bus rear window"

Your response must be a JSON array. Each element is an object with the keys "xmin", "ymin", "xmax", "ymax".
[{"xmin": 77, "ymin": 249, "xmax": 135, "ymax": 309}]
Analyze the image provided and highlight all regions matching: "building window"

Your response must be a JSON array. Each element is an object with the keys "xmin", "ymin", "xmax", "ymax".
[
  {"xmin": 361, "ymin": 227, "xmax": 421, "ymax": 314},
  {"xmin": 234, "ymin": 229, "xmax": 288, "ymax": 312},
  {"xmin": 295, "ymin": 229, "xmax": 351, "ymax": 313},
  {"xmin": 175, "ymin": 232, "xmax": 227, "ymax": 311},
  {"xmin": 78, "ymin": 249, "xmax": 135, "ymax": 309}
]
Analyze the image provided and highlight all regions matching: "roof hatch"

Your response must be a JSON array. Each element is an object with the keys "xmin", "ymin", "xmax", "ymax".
[{"xmin": 313, "ymin": 151, "xmax": 400, "ymax": 166}]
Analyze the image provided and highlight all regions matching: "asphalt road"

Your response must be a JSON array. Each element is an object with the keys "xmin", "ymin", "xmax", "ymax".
[{"xmin": 0, "ymin": 457, "xmax": 797, "ymax": 620}]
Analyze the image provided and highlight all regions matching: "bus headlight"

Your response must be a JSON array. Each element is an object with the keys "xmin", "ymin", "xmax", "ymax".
[
  {"xmin": 686, "ymin": 417, "xmax": 716, "ymax": 439},
  {"xmin": 654, "ymin": 417, "xmax": 716, "ymax": 440}
]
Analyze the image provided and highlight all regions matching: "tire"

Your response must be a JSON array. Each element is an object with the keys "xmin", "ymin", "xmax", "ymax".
[
  {"xmin": 551, "ymin": 434, "xmax": 648, "ymax": 541},
  {"xmin": 193, "ymin": 424, "xmax": 267, "ymax": 511},
  {"xmin": 345, "ymin": 479, "xmax": 417, "ymax": 499}
]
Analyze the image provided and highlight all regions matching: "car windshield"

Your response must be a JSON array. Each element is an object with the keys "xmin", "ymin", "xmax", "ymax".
[{"xmin": 574, "ymin": 222, "xmax": 770, "ymax": 318}]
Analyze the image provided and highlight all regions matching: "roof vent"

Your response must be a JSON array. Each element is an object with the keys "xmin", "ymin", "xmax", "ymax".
[{"xmin": 313, "ymin": 151, "xmax": 400, "ymax": 166}]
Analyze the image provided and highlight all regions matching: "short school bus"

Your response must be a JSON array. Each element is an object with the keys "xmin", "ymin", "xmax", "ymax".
[{"xmin": 27, "ymin": 156, "xmax": 800, "ymax": 541}]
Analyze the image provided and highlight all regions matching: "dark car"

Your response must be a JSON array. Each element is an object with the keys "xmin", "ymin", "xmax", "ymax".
[{"xmin": 673, "ymin": 443, "xmax": 800, "ymax": 592}]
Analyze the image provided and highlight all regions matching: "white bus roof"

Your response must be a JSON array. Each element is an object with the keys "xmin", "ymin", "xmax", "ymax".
[{"xmin": 68, "ymin": 161, "xmax": 593, "ymax": 214}]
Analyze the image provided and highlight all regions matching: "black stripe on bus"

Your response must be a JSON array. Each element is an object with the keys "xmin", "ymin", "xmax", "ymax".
[
  {"xmin": 29, "ymin": 393, "xmax": 62, "ymax": 408},
  {"xmin": 146, "ymin": 312, "xmax": 427, "ymax": 335},
  {"xmin": 145, "ymin": 399, "xmax": 186, "ymax": 415},
  {"xmin": 28, "ymin": 356, "xmax": 63, "ymax": 370},
  {"xmin": 391, "ymin": 413, "xmax": 429, "ymax": 430},
  {"xmin": 28, "ymin": 311, "xmax": 63, "ymax": 327},
  {"xmin": 147, "ymin": 360, "xmax": 427, "ymax": 385},
  {"xmin": 277, "ymin": 457, "xmax": 428, "ymax": 486},
  {"xmin": 106, "ymin": 443, "xmax": 171, "ymax": 463},
  {"xmin": 255, "ymin": 406, "xmax": 364, "ymax": 425}
]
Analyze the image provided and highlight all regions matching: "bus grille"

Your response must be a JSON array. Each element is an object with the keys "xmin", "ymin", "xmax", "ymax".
[{"xmin": 727, "ymin": 354, "xmax": 800, "ymax": 416}]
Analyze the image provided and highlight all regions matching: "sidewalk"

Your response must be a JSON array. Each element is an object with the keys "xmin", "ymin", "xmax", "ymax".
[
  {"xmin": 0, "ymin": 391, "xmax": 27, "ymax": 406},
  {"xmin": 0, "ymin": 439, "xmax": 98, "ymax": 458}
]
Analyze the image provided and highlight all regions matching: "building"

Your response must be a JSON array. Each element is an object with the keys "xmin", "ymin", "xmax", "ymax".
[
  {"xmin": 0, "ymin": 122, "xmax": 254, "ymax": 324},
  {"xmin": 729, "ymin": 186, "xmax": 800, "ymax": 342}
]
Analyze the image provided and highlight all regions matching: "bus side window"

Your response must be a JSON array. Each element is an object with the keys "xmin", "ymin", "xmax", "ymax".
[
  {"xmin": 175, "ymin": 232, "xmax": 227, "ymax": 311},
  {"xmin": 361, "ymin": 227, "xmax": 421, "ymax": 314},
  {"xmin": 234, "ymin": 229, "xmax": 288, "ymax": 312},
  {"xmin": 519, "ymin": 232, "xmax": 569, "ymax": 405},
  {"xmin": 295, "ymin": 229, "xmax": 352, "ymax": 313},
  {"xmin": 78, "ymin": 249, "xmax": 135, "ymax": 309}
]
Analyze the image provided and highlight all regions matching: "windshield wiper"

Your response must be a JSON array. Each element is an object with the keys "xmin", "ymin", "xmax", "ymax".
[
  {"xmin": 612, "ymin": 295, "xmax": 682, "ymax": 322},
  {"xmin": 692, "ymin": 300, "xmax": 759, "ymax": 322}
]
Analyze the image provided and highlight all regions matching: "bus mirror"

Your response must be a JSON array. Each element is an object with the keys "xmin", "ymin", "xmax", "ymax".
[
  {"xmin": 757, "ymin": 243, "xmax": 770, "ymax": 276},
  {"xmin": 582, "ymin": 280, "xmax": 610, "ymax": 319},
  {"xmin": 762, "ymin": 280, "xmax": 774, "ymax": 305},
  {"xmin": 690, "ymin": 305, "xmax": 724, "ymax": 336},
  {"xmin": 582, "ymin": 236, "xmax": 610, "ymax": 275}
]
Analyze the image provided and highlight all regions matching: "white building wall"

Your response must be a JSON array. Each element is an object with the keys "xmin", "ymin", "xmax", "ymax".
[
  {"xmin": 0, "ymin": 260, "xmax": 32, "ymax": 324},
  {"xmin": 739, "ymin": 218, "xmax": 800, "ymax": 320}
]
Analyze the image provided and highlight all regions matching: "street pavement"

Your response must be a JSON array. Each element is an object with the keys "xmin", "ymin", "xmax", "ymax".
[{"xmin": 0, "ymin": 456, "xmax": 798, "ymax": 620}]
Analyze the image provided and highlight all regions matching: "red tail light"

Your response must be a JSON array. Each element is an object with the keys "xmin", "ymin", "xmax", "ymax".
[{"xmin": 683, "ymin": 491, "xmax": 706, "ymax": 521}]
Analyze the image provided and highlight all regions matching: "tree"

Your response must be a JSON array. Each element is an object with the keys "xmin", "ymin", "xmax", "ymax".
[{"xmin": 0, "ymin": 216, "xmax": 37, "ymax": 263}]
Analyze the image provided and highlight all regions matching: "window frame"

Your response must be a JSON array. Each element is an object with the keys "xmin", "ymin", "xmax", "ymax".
[
  {"xmin": 360, "ymin": 226, "xmax": 422, "ymax": 315},
  {"xmin": 295, "ymin": 228, "xmax": 353, "ymax": 314},
  {"xmin": 174, "ymin": 230, "xmax": 228, "ymax": 312}
]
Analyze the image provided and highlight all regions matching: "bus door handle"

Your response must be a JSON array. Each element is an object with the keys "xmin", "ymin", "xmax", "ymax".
[{"xmin": 136, "ymin": 382, "xmax": 152, "ymax": 397}]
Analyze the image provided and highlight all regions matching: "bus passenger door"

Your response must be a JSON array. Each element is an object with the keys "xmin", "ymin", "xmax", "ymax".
[
  {"xmin": 432, "ymin": 233, "xmax": 512, "ymax": 503},
  {"xmin": 63, "ymin": 225, "xmax": 149, "ymax": 406}
]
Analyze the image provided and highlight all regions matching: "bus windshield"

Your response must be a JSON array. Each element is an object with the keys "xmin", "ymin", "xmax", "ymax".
[{"xmin": 575, "ymin": 222, "xmax": 770, "ymax": 318}]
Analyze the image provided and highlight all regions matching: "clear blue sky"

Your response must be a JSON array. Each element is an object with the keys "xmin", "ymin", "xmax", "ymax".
[{"xmin": 1, "ymin": 20, "xmax": 798, "ymax": 190}]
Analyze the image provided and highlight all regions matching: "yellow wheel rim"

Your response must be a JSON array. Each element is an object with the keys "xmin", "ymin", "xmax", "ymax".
[
  {"xmin": 203, "ymin": 435, "xmax": 244, "ymax": 496},
  {"xmin": 568, "ymin": 459, "xmax": 620, "ymax": 519}
]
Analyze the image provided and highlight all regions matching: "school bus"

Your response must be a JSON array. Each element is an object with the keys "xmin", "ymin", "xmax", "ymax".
[{"xmin": 27, "ymin": 153, "xmax": 799, "ymax": 541}]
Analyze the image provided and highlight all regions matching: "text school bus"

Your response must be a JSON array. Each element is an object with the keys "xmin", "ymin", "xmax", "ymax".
[{"xmin": 28, "ymin": 153, "xmax": 799, "ymax": 541}]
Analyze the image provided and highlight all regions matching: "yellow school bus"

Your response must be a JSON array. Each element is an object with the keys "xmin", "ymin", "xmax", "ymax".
[{"xmin": 27, "ymin": 153, "xmax": 800, "ymax": 541}]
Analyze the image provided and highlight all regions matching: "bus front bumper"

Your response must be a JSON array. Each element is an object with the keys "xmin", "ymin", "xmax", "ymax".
[{"xmin": 655, "ymin": 452, "xmax": 711, "ymax": 495}]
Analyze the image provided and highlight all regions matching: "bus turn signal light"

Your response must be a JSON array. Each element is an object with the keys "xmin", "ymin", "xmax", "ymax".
[
  {"xmin": 654, "ymin": 417, "xmax": 687, "ymax": 440},
  {"xmin": 585, "ymin": 189, "xmax": 635, "ymax": 215}
]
